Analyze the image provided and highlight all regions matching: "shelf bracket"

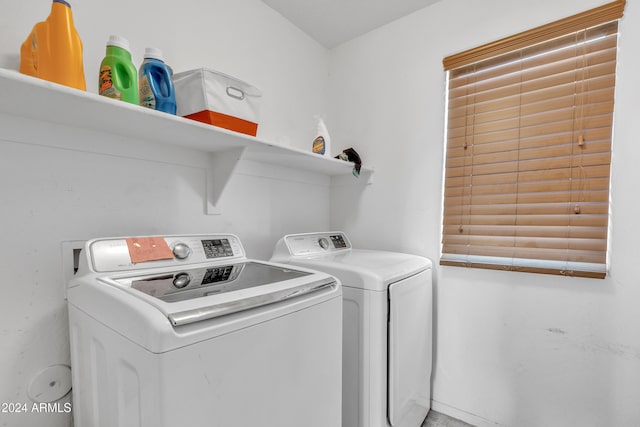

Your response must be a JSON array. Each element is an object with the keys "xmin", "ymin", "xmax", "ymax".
[
  {"xmin": 360, "ymin": 167, "xmax": 374, "ymax": 185},
  {"xmin": 206, "ymin": 147, "xmax": 247, "ymax": 215}
]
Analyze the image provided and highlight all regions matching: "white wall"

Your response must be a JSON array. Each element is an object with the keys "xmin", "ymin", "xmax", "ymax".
[
  {"xmin": 0, "ymin": 1, "xmax": 331, "ymax": 426},
  {"xmin": 329, "ymin": 0, "xmax": 640, "ymax": 426},
  {"xmin": 5, "ymin": 0, "xmax": 640, "ymax": 426},
  {"xmin": 2, "ymin": 0, "xmax": 329, "ymax": 148}
]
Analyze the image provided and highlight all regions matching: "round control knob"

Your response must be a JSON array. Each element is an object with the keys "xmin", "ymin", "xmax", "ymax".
[
  {"xmin": 173, "ymin": 273, "xmax": 191, "ymax": 289},
  {"xmin": 318, "ymin": 238, "xmax": 330, "ymax": 250},
  {"xmin": 172, "ymin": 242, "xmax": 191, "ymax": 259}
]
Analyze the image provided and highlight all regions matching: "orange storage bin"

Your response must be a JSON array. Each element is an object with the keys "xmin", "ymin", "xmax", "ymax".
[{"xmin": 173, "ymin": 68, "xmax": 261, "ymax": 136}]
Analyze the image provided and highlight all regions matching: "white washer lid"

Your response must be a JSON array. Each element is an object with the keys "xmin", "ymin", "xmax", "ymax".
[
  {"xmin": 68, "ymin": 261, "xmax": 340, "ymax": 353},
  {"xmin": 279, "ymin": 249, "xmax": 431, "ymax": 291}
]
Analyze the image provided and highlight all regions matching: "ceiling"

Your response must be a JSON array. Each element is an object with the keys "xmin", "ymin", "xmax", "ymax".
[{"xmin": 262, "ymin": 0, "xmax": 443, "ymax": 48}]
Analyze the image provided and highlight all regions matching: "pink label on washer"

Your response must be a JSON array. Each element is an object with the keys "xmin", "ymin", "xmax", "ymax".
[{"xmin": 126, "ymin": 237, "xmax": 174, "ymax": 263}]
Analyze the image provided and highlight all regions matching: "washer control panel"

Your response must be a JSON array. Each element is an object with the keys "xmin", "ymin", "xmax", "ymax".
[
  {"xmin": 88, "ymin": 234, "xmax": 245, "ymax": 272},
  {"xmin": 202, "ymin": 239, "xmax": 235, "ymax": 258},
  {"xmin": 284, "ymin": 232, "xmax": 352, "ymax": 256}
]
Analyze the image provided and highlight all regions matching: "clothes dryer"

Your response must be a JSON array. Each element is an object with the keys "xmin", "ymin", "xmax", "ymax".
[{"xmin": 271, "ymin": 232, "xmax": 432, "ymax": 427}]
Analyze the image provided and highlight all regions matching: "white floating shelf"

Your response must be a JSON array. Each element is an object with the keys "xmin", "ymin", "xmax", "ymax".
[{"xmin": 0, "ymin": 68, "xmax": 371, "ymax": 213}]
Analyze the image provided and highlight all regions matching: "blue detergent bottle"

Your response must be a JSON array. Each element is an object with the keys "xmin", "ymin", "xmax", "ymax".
[{"xmin": 138, "ymin": 48, "xmax": 176, "ymax": 114}]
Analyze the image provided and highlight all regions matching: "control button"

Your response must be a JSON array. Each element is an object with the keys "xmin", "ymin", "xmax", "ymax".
[
  {"xmin": 173, "ymin": 273, "xmax": 191, "ymax": 289},
  {"xmin": 318, "ymin": 238, "xmax": 330, "ymax": 250},
  {"xmin": 172, "ymin": 242, "xmax": 191, "ymax": 259}
]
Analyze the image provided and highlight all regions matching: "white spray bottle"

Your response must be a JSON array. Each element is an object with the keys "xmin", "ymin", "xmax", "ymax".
[{"xmin": 312, "ymin": 115, "xmax": 331, "ymax": 157}]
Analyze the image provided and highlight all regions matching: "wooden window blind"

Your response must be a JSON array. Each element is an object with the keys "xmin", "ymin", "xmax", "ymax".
[{"xmin": 441, "ymin": 1, "xmax": 625, "ymax": 279}]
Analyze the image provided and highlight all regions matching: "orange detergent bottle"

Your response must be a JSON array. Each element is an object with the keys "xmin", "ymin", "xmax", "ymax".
[{"xmin": 19, "ymin": 0, "xmax": 86, "ymax": 91}]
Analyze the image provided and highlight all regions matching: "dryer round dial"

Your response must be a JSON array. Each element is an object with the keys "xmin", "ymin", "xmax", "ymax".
[
  {"xmin": 172, "ymin": 242, "xmax": 191, "ymax": 259},
  {"xmin": 318, "ymin": 238, "xmax": 330, "ymax": 250}
]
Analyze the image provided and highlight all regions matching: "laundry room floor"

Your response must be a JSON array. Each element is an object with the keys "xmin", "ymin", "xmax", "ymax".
[{"xmin": 422, "ymin": 410, "xmax": 475, "ymax": 427}]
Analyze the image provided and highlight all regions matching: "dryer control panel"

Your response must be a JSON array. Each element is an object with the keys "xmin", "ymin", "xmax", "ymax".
[
  {"xmin": 280, "ymin": 232, "xmax": 352, "ymax": 257},
  {"xmin": 88, "ymin": 234, "xmax": 245, "ymax": 273}
]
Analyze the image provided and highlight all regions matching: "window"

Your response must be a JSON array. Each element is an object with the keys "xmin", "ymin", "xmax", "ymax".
[{"xmin": 441, "ymin": 0, "xmax": 626, "ymax": 278}]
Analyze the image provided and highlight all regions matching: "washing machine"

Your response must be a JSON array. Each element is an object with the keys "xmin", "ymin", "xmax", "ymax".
[
  {"xmin": 67, "ymin": 233, "xmax": 342, "ymax": 427},
  {"xmin": 271, "ymin": 231, "xmax": 432, "ymax": 427}
]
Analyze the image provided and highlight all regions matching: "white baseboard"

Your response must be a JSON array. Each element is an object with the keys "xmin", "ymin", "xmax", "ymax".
[{"xmin": 431, "ymin": 399, "xmax": 504, "ymax": 427}]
